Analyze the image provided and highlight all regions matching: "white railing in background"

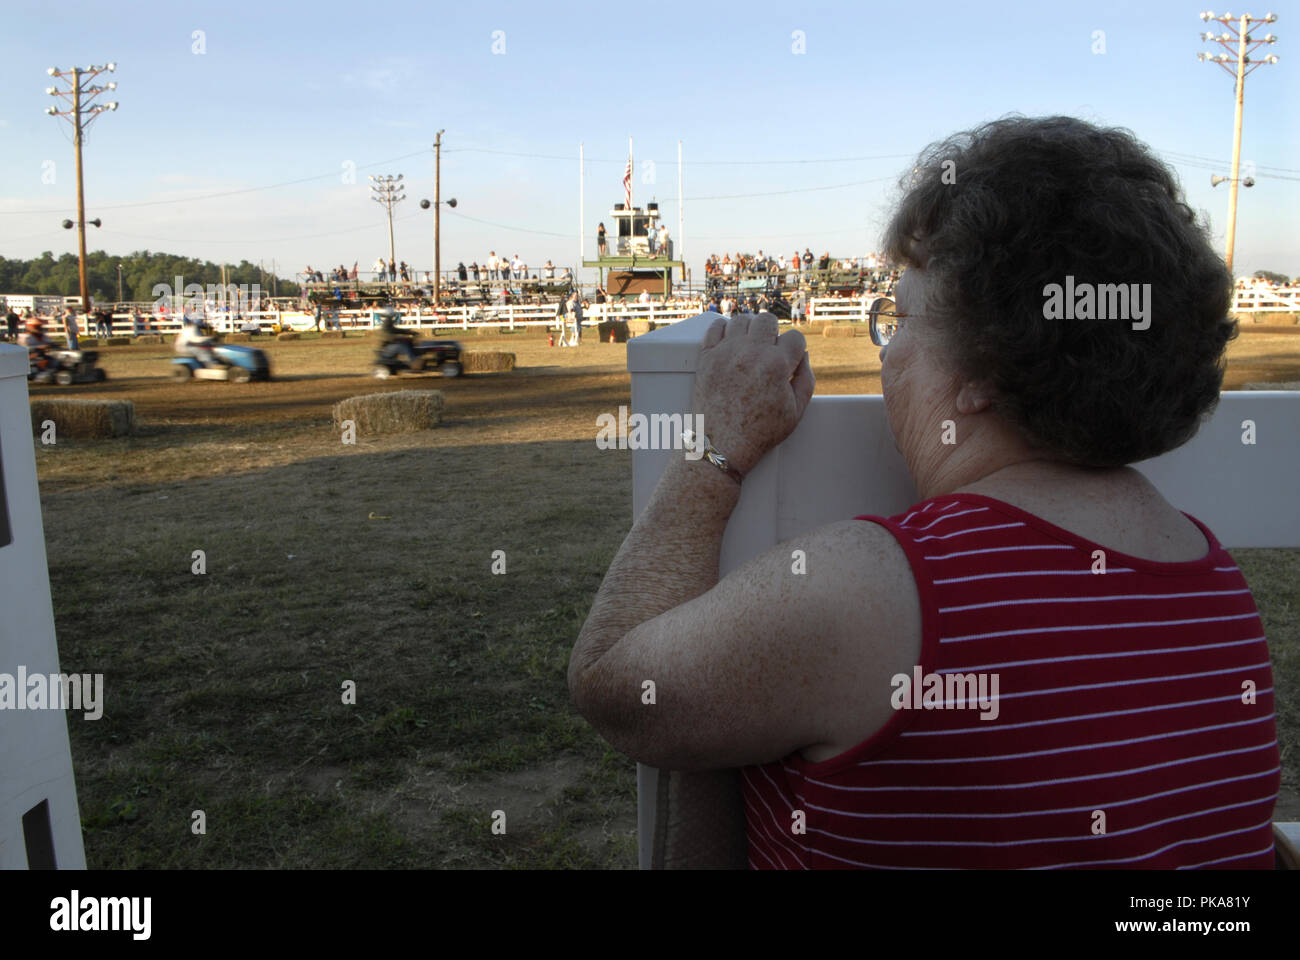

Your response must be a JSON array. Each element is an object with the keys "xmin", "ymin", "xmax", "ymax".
[
  {"xmin": 1234, "ymin": 287, "xmax": 1300, "ymax": 313},
  {"xmin": 37, "ymin": 302, "xmax": 710, "ymax": 340},
  {"xmin": 22, "ymin": 286, "xmax": 1298, "ymax": 343}
]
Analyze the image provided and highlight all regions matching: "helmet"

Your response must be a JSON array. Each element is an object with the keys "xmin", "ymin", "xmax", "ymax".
[{"xmin": 26, "ymin": 319, "xmax": 44, "ymax": 332}]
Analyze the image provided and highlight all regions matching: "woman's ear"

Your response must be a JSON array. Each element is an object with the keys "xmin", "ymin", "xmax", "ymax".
[{"xmin": 955, "ymin": 380, "xmax": 995, "ymax": 415}]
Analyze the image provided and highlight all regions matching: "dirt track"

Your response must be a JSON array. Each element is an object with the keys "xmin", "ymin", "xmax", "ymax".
[{"xmin": 27, "ymin": 323, "xmax": 1300, "ymax": 436}]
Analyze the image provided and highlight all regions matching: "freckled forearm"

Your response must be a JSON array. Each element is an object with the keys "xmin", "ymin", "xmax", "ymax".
[{"xmin": 570, "ymin": 458, "xmax": 741, "ymax": 686}]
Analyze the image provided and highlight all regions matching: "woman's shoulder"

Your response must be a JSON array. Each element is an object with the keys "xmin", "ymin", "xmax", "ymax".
[{"xmin": 924, "ymin": 471, "xmax": 1217, "ymax": 567}]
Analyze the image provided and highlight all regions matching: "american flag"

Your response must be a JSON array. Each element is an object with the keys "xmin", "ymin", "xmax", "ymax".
[{"xmin": 622, "ymin": 155, "xmax": 632, "ymax": 209}]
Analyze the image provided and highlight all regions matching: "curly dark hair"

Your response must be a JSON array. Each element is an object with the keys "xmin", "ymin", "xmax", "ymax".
[{"xmin": 882, "ymin": 115, "xmax": 1236, "ymax": 468}]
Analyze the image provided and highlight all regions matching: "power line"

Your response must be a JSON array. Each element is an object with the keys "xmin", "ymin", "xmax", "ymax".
[
  {"xmin": 444, "ymin": 146, "xmax": 916, "ymax": 166},
  {"xmin": 1160, "ymin": 148, "xmax": 1299, "ymax": 174},
  {"xmin": 0, "ymin": 149, "xmax": 431, "ymax": 216}
]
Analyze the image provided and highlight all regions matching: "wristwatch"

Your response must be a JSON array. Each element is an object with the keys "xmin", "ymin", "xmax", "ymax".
[{"xmin": 681, "ymin": 430, "xmax": 744, "ymax": 485}]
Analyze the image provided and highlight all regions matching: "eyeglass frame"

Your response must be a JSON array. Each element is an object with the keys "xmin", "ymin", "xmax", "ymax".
[{"xmin": 867, "ymin": 296, "xmax": 915, "ymax": 347}]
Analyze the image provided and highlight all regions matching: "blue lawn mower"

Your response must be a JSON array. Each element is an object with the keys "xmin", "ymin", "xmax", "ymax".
[{"xmin": 171, "ymin": 343, "xmax": 272, "ymax": 382}]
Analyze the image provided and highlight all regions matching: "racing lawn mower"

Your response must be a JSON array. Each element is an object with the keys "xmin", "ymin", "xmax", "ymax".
[
  {"xmin": 372, "ymin": 339, "xmax": 463, "ymax": 379},
  {"xmin": 171, "ymin": 342, "xmax": 272, "ymax": 382},
  {"xmin": 29, "ymin": 349, "xmax": 107, "ymax": 385},
  {"xmin": 370, "ymin": 306, "xmax": 462, "ymax": 378}
]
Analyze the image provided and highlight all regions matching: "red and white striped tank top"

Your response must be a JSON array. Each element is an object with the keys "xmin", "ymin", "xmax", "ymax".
[{"xmin": 742, "ymin": 493, "xmax": 1280, "ymax": 869}]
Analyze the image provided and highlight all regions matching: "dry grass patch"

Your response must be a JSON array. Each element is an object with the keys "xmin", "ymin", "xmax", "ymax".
[
  {"xmin": 30, "ymin": 398, "xmax": 134, "ymax": 439},
  {"xmin": 332, "ymin": 389, "xmax": 445, "ymax": 435},
  {"xmin": 823, "ymin": 323, "xmax": 859, "ymax": 338},
  {"xmin": 104, "ymin": 336, "xmax": 131, "ymax": 346},
  {"xmin": 461, "ymin": 351, "xmax": 516, "ymax": 373},
  {"xmin": 277, "ymin": 331, "xmax": 302, "ymax": 341}
]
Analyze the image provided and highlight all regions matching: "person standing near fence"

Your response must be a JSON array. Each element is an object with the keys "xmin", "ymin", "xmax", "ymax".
[
  {"xmin": 568, "ymin": 290, "xmax": 583, "ymax": 346},
  {"xmin": 597, "ymin": 222, "xmax": 607, "ymax": 257},
  {"xmin": 61, "ymin": 307, "xmax": 80, "ymax": 349}
]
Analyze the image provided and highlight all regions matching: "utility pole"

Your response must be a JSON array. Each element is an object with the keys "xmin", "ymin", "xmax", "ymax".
[
  {"xmin": 369, "ymin": 174, "xmax": 405, "ymax": 284},
  {"xmin": 45, "ymin": 62, "xmax": 118, "ymax": 313},
  {"xmin": 434, "ymin": 130, "xmax": 443, "ymax": 305},
  {"xmin": 116, "ymin": 262, "xmax": 123, "ymax": 302},
  {"xmin": 1198, "ymin": 11, "xmax": 1280, "ymax": 275},
  {"xmin": 418, "ymin": 138, "xmax": 456, "ymax": 307}
]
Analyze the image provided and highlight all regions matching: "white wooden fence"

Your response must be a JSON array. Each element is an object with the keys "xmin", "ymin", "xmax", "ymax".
[{"xmin": 35, "ymin": 301, "xmax": 709, "ymax": 339}]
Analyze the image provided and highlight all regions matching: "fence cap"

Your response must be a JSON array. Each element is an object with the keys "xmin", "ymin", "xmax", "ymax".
[
  {"xmin": 626, "ymin": 312, "xmax": 717, "ymax": 374},
  {"xmin": 0, "ymin": 342, "xmax": 29, "ymax": 380}
]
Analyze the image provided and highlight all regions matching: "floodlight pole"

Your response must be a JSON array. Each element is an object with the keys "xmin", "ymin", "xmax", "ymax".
[
  {"xmin": 1225, "ymin": 18, "xmax": 1249, "ymax": 275},
  {"xmin": 45, "ymin": 63, "xmax": 118, "ymax": 313},
  {"xmin": 369, "ymin": 174, "xmax": 405, "ymax": 282},
  {"xmin": 71, "ymin": 73, "xmax": 90, "ymax": 313},
  {"xmin": 1198, "ymin": 11, "xmax": 1280, "ymax": 275}
]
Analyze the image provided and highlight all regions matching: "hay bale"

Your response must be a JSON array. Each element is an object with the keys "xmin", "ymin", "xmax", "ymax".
[
  {"xmin": 30, "ymin": 398, "xmax": 134, "ymax": 439},
  {"xmin": 133, "ymin": 334, "xmax": 165, "ymax": 344},
  {"xmin": 321, "ymin": 330, "xmax": 345, "ymax": 339},
  {"xmin": 822, "ymin": 323, "xmax": 858, "ymax": 338},
  {"xmin": 76, "ymin": 337, "xmax": 99, "ymax": 347},
  {"xmin": 460, "ymin": 351, "xmax": 515, "ymax": 374},
  {"xmin": 225, "ymin": 332, "xmax": 252, "ymax": 342},
  {"xmin": 332, "ymin": 389, "xmax": 445, "ymax": 435},
  {"xmin": 628, "ymin": 320, "xmax": 658, "ymax": 337},
  {"xmin": 104, "ymin": 335, "xmax": 131, "ymax": 346},
  {"xmin": 597, "ymin": 320, "xmax": 631, "ymax": 343},
  {"xmin": 276, "ymin": 331, "xmax": 301, "ymax": 341}
]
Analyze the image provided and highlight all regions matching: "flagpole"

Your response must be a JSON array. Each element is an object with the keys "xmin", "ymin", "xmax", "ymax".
[
  {"xmin": 629, "ymin": 135, "xmax": 634, "ymax": 214},
  {"xmin": 678, "ymin": 139, "xmax": 684, "ymax": 293}
]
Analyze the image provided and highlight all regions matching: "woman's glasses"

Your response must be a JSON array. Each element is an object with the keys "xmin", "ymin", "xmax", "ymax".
[{"xmin": 867, "ymin": 297, "xmax": 909, "ymax": 347}]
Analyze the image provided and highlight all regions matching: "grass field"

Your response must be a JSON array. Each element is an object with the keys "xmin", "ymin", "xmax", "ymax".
[{"xmin": 29, "ymin": 319, "xmax": 1300, "ymax": 867}]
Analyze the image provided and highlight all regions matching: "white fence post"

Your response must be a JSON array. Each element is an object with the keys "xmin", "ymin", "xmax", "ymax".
[{"xmin": 0, "ymin": 344, "xmax": 87, "ymax": 869}]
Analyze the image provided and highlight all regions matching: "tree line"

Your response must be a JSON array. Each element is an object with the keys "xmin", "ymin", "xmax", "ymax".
[{"xmin": 0, "ymin": 250, "xmax": 301, "ymax": 302}]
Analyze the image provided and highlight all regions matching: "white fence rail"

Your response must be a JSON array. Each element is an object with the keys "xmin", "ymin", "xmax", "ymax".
[
  {"xmin": 13, "ymin": 286, "xmax": 1296, "ymax": 342},
  {"xmin": 1234, "ymin": 287, "xmax": 1300, "ymax": 313},
  {"xmin": 34, "ymin": 302, "xmax": 710, "ymax": 339}
]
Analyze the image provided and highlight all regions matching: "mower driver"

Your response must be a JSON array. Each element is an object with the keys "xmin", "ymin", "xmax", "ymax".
[
  {"xmin": 376, "ymin": 307, "xmax": 420, "ymax": 369},
  {"xmin": 175, "ymin": 314, "xmax": 222, "ymax": 368},
  {"xmin": 22, "ymin": 319, "xmax": 56, "ymax": 378}
]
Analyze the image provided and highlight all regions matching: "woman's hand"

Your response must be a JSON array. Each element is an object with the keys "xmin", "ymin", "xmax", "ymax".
[{"xmin": 693, "ymin": 312, "xmax": 815, "ymax": 476}]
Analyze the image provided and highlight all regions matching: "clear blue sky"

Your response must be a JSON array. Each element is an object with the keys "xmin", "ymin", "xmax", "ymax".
[{"xmin": 1, "ymin": 0, "xmax": 1296, "ymax": 285}]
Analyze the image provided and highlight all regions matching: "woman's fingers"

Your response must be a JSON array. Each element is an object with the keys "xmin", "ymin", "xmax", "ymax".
[
  {"xmin": 702, "ymin": 315, "xmax": 726, "ymax": 349},
  {"xmin": 725, "ymin": 313, "xmax": 751, "ymax": 338},
  {"xmin": 748, "ymin": 311, "xmax": 779, "ymax": 343},
  {"xmin": 777, "ymin": 328, "xmax": 807, "ymax": 370},
  {"xmin": 790, "ymin": 351, "xmax": 815, "ymax": 417}
]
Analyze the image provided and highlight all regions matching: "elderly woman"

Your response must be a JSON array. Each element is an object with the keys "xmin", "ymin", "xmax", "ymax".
[{"xmin": 568, "ymin": 116, "xmax": 1280, "ymax": 869}]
